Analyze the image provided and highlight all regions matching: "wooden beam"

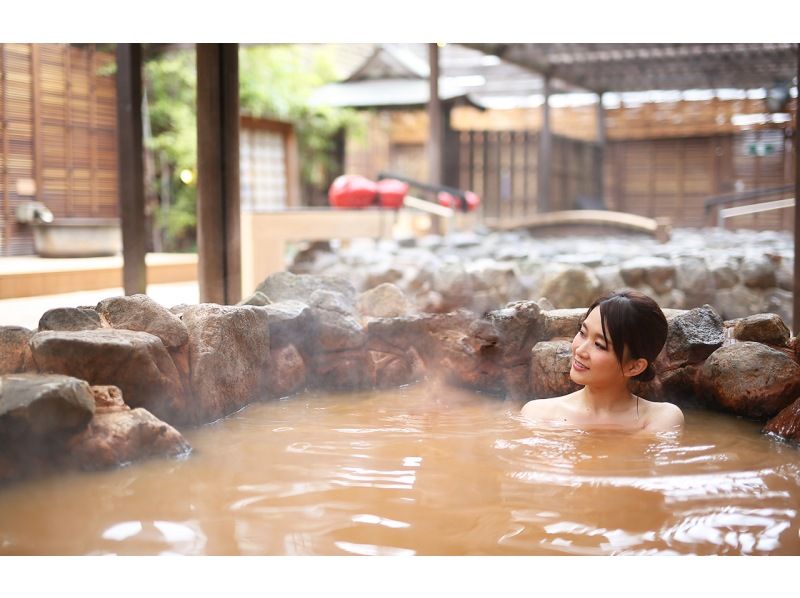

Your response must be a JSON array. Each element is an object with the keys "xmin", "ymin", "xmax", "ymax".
[
  {"xmin": 538, "ymin": 74, "xmax": 552, "ymax": 212},
  {"xmin": 115, "ymin": 43, "xmax": 147, "ymax": 295},
  {"xmin": 427, "ymin": 43, "xmax": 442, "ymax": 186},
  {"xmin": 794, "ymin": 43, "xmax": 799, "ymax": 335},
  {"xmin": 196, "ymin": 43, "xmax": 241, "ymax": 304},
  {"xmin": 596, "ymin": 92, "xmax": 605, "ymax": 206}
]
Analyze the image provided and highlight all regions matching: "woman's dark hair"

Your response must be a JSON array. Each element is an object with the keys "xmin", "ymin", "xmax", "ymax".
[{"xmin": 581, "ymin": 289, "xmax": 668, "ymax": 382}]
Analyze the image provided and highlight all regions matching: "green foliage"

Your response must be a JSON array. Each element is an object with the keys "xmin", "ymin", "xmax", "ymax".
[{"xmin": 145, "ymin": 44, "xmax": 360, "ymax": 251}]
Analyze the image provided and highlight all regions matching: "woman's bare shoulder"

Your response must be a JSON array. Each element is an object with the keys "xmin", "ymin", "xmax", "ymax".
[
  {"xmin": 521, "ymin": 391, "xmax": 580, "ymax": 421},
  {"xmin": 639, "ymin": 398, "xmax": 684, "ymax": 432}
]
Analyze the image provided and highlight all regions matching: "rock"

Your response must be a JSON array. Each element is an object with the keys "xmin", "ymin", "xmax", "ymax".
[
  {"xmin": 481, "ymin": 301, "xmax": 543, "ymax": 366},
  {"xmin": 311, "ymin": 349, "xmax": 375, "ymax": 391},
  {"xmin": 0, "ymin": 326, "xmax": 34, "ymax": 375},
  {"xmin": 29, "ymin": 329, "xmax": 189, "ymax": 426},
  {"xmin": 266, "ymin": 344, "xmax": 307, "ymax": 398},
  {"xmin": 64, "ymin": 407, "xmax": 190, "ymax": 471},
  {"xmin": 709, "ymin": 257, "xmax": 740, "ymax": 290},
  {"xmin": 311, "ymin": 304, "xmax": 366, "ymax": 352},
  {"xmin": 594, "ymin": 265, "xmax": 626, "ymax": 296},
  {"xmin": 254, "ymin": 271, "xmax": 356, "ymax": 305},
  {"xmin": 699, "ymin": 342, "xmax": 800, "ymax": 419},
  {"xmin": 732, "ymin": 313, "xmax": 791, "ymax": 346},
  {"xmin": 763, "ymin": 288, "xmax": 793, "ymax": 332},
  {"xmin": 90, "ymin": 385, "xmax": 128, "ymax": 414},
  {"xmin": 540, "ymin": 308, "xmax": 585, "ymax": 340},
  {"xmin": 309, "ymin": 289, "xmax": 358, "ymax": 317},
  {"xmin": 182, "ymin": 304, "xmax": 271, "ymax": 424},
  {"xmin": 371, "ymin": 346, "xmax": 426, "ymax": 389},
  {"xmin": 740, "ymin": 254, "xmax": 777, "ymax": 289},
  {"xmin": 714, "ymin": 285, "xmax": 765, "ymax": 321},
  {"xmin": 539, "ymin": 264, "xmax": 600, "ymax": 308},
  {"xmin": 237, "ymin": 290, "xmax": 271, "ymax": 307},
  {"xmin": 439, "ymin": 331, "xmax": 505, "ymax": 393},
  {"xmin": 763, "ymin": 396, "xmax": 800, "ymax": 444},
  {"xmin": 367, "ymin": 315, "xmax": 434, "ymax": 361},
  {"xmin": 432, "ymin": 263, "xmax": 475, "ymax": 311},
  {"xmin": 674, "ymin": 256, "xmax": 715, "ymax": 307},
  {"xmin": 530, "ymin": 340, "xmax": 580, "ymax": 399},
  {"xmin": 664, "ymin": 305, "xmax": 725, "ymax": 365},
  {"xmin": 96, "ymin": 294, "xmax": 189, "ymax": 350},
  {"xmin": 38, "ymin": 307, "xmax": 102, "ymax": 332},
  {"xmin": 364, "ymin": 265, "xmax": 404, "ymax": 290},
  {"xmin": 620, "ymin": 256, "xmax": 675, "ymax": 294},
  {"xmin": 776, "ymin": 258, "xmax": 793, "ymax": 292},
  {"xmin": 0, "ymin": 373, "xmax": 95, "ymax": 436},
  {"xmin": 259, "ymin": 300, "xmax": 315, "ymax": 349},
  {"xmin": 468, "ymin": 261, "xmax": 528, "ymax": 303},
  {"xmin": 358, "ymin": 283, "xmax": 414, "ymax": 319}
]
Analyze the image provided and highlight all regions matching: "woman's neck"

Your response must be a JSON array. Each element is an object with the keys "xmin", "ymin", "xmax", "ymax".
[{"xmin": 578, "ymin": 383, "xmax": 636, "ymax": 415}]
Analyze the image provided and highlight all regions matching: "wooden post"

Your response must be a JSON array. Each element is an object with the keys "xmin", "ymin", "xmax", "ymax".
[
  {"xmin": 115, "ymin": 43, "xmax": 147, "ymax": 295},
  {"xmin": 1, "ymin": 44, "xmax": 9, "ymax": 255},
  {"xmin": 31, "ymin": 44, "xmax": 43, "ymax": 207},
  {"xmin": 596, "ymin": 92, "xmax": 605, "ymax": 207},
  {"xmin": 794, "ymin": 43, "xmax": 799, "ymax": 335},
  {"xmin": 538, "ymin": 74, "xmax": 552, "ymax": 213},
  {"xmin": 442, "ymin": 102, "xmax": 459, "ymax": 189},
  {"xmin": 427, "ymin": 43, "xmax": 442, "ymax": 186},
  {"xmin": 196, "ymin": 43, "xmax": 241, "ymax": 304}
]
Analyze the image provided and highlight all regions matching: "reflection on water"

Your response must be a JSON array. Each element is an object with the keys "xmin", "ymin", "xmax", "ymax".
[{"xmin": 0, "ymin": 380, "xmax": 799, "ymax": 555}]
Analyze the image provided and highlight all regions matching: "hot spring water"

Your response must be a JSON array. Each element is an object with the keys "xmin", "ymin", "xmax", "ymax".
[{"xmin": 1, "ymin": 380, "xmax": 798, "ymax": 555}]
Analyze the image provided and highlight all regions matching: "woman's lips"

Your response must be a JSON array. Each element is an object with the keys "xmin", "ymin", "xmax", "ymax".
[{"xmin": 572, "ymin": 358, "xmax": 589, "ymax": 371}]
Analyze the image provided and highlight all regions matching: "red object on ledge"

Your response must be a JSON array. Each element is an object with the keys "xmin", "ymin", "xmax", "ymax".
[
  {"xmin": 437, "ymin": 190, "xmax": 481, "ymax": 212},
  {"xmin": 376, "ymin": 178, "xmax": 409, "ymax": 209},
  {"xmin": 328, "ymin": 175, "xmax": 377, "ymax": 208}
]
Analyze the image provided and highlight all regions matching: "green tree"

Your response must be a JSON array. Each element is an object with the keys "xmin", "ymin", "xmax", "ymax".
[{"xmin": 144, "ymin": 44, "xmax": 360, "ymax": 251}]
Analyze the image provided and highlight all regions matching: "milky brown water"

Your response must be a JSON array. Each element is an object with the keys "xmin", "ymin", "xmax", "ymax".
[{"xmin": 1, "ymin": 380, "xmax": 799, "ymax": 555}]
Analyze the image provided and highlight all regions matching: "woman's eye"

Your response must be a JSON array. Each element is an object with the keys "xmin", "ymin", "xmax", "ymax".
[
  {"xmin": 578, "ymin": 330, "xmax": 586, "ymax": 337},
  {"xmin": 595, "ymin": 343, "xmax": 606, "ymax": 350}
]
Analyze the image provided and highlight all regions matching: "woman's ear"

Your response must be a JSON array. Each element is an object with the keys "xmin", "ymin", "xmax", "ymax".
[{"xmin": 624, "ymin": 358, "xmax": 648, "ymax": 378}]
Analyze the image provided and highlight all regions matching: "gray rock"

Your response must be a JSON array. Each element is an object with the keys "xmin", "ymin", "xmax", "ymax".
[
  {"xmin": 255, "ymin": 271, "xmax": 356, "ymax": 305},
  {"xmin": 539, "ymin": 264, "xmax": 600, "ymax": 309},
  {"xmin": 674, "ymin": 256, "xmax": 715, "ymax": 307},
  {"xmin": 540, "ymin": 308, "xmax": 586, "ymax": 340},
  {"xmin": 237, "ymin": 290, "xmax": 271, "ymax": 307},
  {"xmin": 358, "ymin": 283, "xmax": 414, "ymax": 319},
  {"xmin": 740, "ymin": 254, "xmax": 777, "ymax": 289},
  {"xmin": 38, "ymin": 307, "xmax": 102, "ymax": 332},
  {"xmin": 664, "ymin": 305, "xmax": 724, "ymax": 365},
  {"xmin": 309, "ymin": 289, "xmax": 358, "ymax": 317},
  {"xmin": 182, "ymin": 304, "xmax": 271, "ymax": 424},
  {"xmin": 763, "ymin": 288, "xmax": 793, "ymax": 332},
  {"xmin": 259, "ymin": 300, "xmax": 315, "ymax": 349},
  {"xmin": 620, "ymin": 256, "xmax": 675, "ymax": 294},
  {"xmin": 0, "ymin": 373, "xmax": 94, "ymax": 436},
  {"xmin": 96, "ymin": 294, "xmax": 189, "ymax": 350},
  {"xmin": 530, "ymin": 340, "xmax": 580, "ymax": 399},
  {"xmin": 714, "ymin": 285, "xmax": 765, "ymax": 320},
  {"xmin": 776, "ymin": 258, "xmax": 793, "ymax": 291},
  {"xmin": 732, "ymin": 313, "xmax": 791, "ymax": 346}
]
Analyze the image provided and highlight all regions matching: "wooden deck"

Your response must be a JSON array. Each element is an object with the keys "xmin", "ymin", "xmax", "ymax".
[{"xmin": 0, "ymin": 253, "xmax": 197, "ymax": 299}]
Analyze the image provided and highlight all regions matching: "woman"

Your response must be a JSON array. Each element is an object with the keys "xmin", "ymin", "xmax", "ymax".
[{"xmin": 521, "ymin": 290, "xmax": 684, "ymax": 432}]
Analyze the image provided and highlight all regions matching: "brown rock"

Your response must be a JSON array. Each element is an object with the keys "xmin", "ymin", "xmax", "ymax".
[
  {"xmin": 438, "ymin": 332, "xmax": 504, "ymax": 393},
  {"xmin": 539, "ymin": 265, "xmax": 600, "ymax": 309},
  {"xmin": 530, "ymin": 340, "xmax": 580, "ymax": 399},
  {"xmin": 763, "ymin": 396, "xmax": 800, "ymax": 443},
  {"xmin": 0, "ymin": 326, "xmax": 34, "ymax": 375},
  {"xmin": 371, "ymin": 347, "xmax": 426, "ymax": 389},
  {"xmin": 64, "ymin": 407, "xmax": 190, "ymax": 470},
  {"xmin": 482, "ymin": 301, "xmax": 543, "ymax": 367},
  {"xmin": 367, "ymin": 315, "xmax": 433, "ymax": 360},
  {"xmin": 312, "ymin": 307, "xmax": 366, "ymax": 352},
  {"xmin": 266, "ymin": 344, "xmax": 307, "ymax": 398},
  {"xmin": 97, "ymin": 294, "xmax": 189, "ymax": 349},
  {"xmin": 259, "ymin": 300, "xmax": 315, "ymax": 349},
  {"xmin": 29, "ymin": 329, "xmax": 189, "ymax": 426},
  {"xmin": 182, "ymin": 304, "xmax": 270, "ymax": 423},
  {"xmin": 699, "ymin": 342, "xmax": 800, "ymax": 419},
  {"xmin": 91, "ymin": 385, "xmax": 128, "ymax": 414},
  {"xmin": 311, "ymin": 349, "xmax": 375, "ymax": 391},
  {"xmin": 540, "ymin": 308, "xmax": 585, "ymax": 340},
  {"xmin": 732, "ymin": 313, "xmax": 791, "ymax": 346}
]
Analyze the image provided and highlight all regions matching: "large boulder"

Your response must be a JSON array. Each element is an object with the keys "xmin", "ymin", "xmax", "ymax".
[
  {"xmin": 38, "ymin": 307, "xmax": 102, "ymax": 332},
  {"xmin": 530, "ymin": 340, "xmax": 580, "ymax": 399},
  {"xmin": 29, "ymin": 329, "xmax": 189, "ymax": 426},
  {"xmin": 480, "ymin": 301, "xmax": 543, "ymax": 367},
  {"xmin": 0, "ymin": 373, "xmax": 95, "ymax": 437},
  {"xmin": 540, "ymin": 308, "xmax": 585, "ymax": 340},
  {"xmin": 0, "ymin": 326, "xmax": 34, "ymax": 375},
  {"xmin": 698, "ymin": 342, "xmax": 800, "ymax": 419},
  {"xmin": 731, "ymin": 313, "xmax": 791, "ymax": 346},
  {"xmin": 181, "ymin": 304, "xmax": 270, "ymax": 424},
  {"xmin": 96, "ymin": 294, "xmax": 188, "ymax": 350},
  {"xmin": 763, "ymin": 396, "xmax": 800, "ymax": 444},
  {"xmin": 254, "ymin": 271, "xmax": 356, "ymax": 305}
]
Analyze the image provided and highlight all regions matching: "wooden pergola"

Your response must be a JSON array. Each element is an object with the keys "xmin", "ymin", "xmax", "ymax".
[{"xmin": 115, "ymin": 43, "xmax": 800, "ymax": 330}]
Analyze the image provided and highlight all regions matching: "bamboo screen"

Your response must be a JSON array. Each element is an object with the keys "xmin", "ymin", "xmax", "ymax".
[{"xmin": 0, "ymin": 44, "xmax": 118, "ymax": 256}]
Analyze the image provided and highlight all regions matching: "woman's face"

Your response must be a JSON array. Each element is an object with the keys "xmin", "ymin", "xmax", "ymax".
[{"xmin": 570, "ymin": 307, "xmax": 628, "ymax": 388}]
